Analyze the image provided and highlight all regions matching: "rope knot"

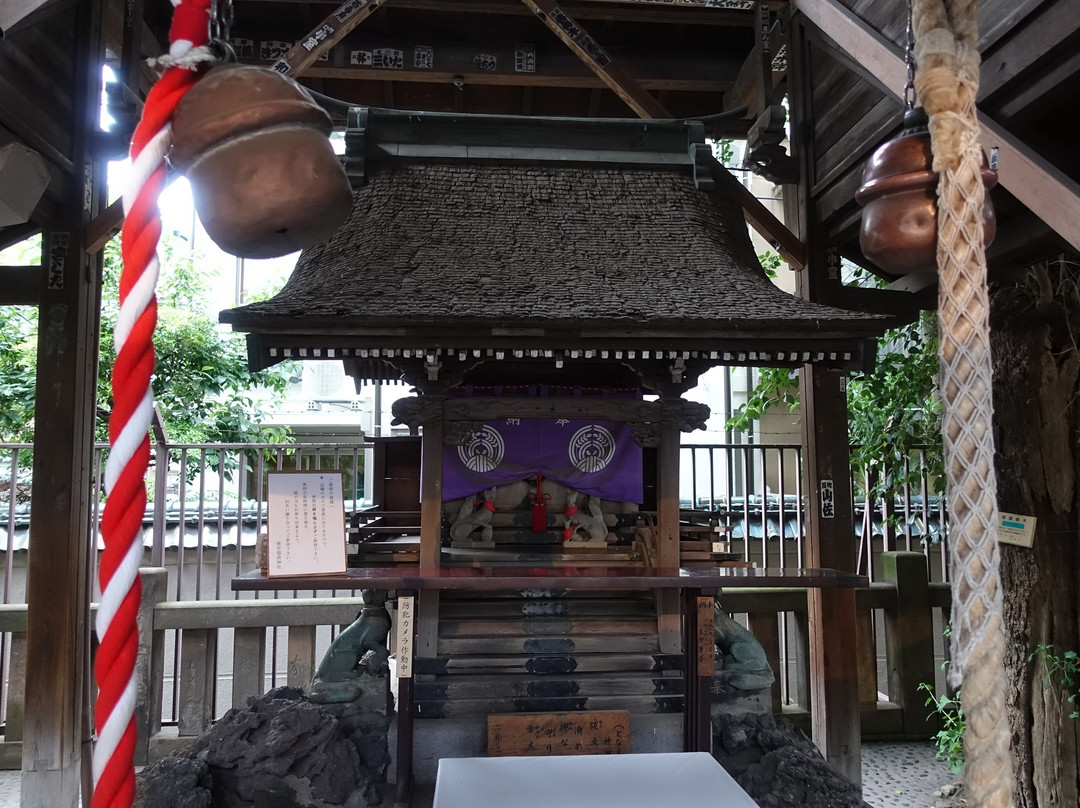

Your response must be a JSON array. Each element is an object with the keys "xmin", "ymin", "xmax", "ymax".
[{"xmin": 148, "ymin": 44, "xmax": 217, "ymax": 73}]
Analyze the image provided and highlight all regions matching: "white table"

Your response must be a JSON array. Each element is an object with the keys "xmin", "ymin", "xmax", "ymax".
[{"xmin": 432, "ymin": 752, "xmax": 759, "ymax": 808}]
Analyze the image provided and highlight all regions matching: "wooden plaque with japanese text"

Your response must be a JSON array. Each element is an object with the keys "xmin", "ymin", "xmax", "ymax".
[{"xmin": 487, "ymin": 711, "xmax": 630, "ymax": 756}]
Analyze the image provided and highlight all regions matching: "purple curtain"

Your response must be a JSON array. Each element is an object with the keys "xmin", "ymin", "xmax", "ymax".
[{"xmin": 443, "ymin": 419, "xmax": 643, "ymax": 502}]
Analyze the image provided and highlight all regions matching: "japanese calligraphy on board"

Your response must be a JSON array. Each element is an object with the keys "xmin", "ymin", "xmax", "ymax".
[
  {"xmin": 487, "ymin": 711, "xmax": 630, "ymax": 756},
  {"xmin": 266, "ymin": 471, "xmax": 347, "ymax": 576}
]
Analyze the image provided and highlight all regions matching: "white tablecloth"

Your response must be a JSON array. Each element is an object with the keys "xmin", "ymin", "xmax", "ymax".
[{"xmin": 432, "ymin": 752, "xmax": 758, "ymax": 808}]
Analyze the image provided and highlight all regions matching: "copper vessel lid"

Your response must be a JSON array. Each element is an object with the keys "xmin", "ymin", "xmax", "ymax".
[{"xmin": 170, "ymin": 63, "xmax": 333, "ymax": 171}]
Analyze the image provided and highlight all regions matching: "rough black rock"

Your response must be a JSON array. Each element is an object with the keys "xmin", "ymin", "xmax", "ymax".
[
  {"xmin": 133, "ymin": 756, "xmax": 213, "ymax": 808},
  {"xmin": 136, "ymin": 687, "xmax": 381, "ymax": 808},
  {"xmin": 712, "ymin": 712, "xmax": 871, "ymax": 808}
]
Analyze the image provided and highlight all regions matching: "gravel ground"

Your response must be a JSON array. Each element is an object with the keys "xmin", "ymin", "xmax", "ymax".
[{"xmin": 0, "ymin": 741, "xmax": 958, "ymax": 806}]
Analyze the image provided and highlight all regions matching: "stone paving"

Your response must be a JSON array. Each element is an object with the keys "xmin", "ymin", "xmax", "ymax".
[
  {"xmin": 0, "ymin": 741, "xmax": 958, "ymax": 806},
  {"xmin": 862, "ymin": 741, "xmax": 959, "ymax": 807}
]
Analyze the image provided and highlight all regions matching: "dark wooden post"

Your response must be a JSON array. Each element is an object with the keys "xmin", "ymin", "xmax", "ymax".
[
  {"xmin": 655, "ymin": 395, "xmax": 683, "ymax": 654},
  {"xmin": 784, "ymin": 13, "xmax": 862, "ymax": 787},
  {"xmin": 881, "ymin": 551, "xmax": 935, "ymax": 735},
  {"xmin": 135, "ymin": 568, "xmax": 168, "ymax": 765},
  {"xmin": 21, "ymin": 1, "xmax": 105, "ymax": 801},
  {"xmin": 416, "ymin": 391, "xmax": 445, "ymax": 659},
  {"xmin": 801, "ymin": 368, "xmax": 862, "ymax": 785}
]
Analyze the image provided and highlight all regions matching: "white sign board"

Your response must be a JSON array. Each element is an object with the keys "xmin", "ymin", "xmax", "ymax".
[
  {"xmin": 998, "ymin": 511, "xmax": 1037, "ymax": 548},
  {"xmin": 267, "ymin": 471, "xmax": 347, "ymax": 576}
]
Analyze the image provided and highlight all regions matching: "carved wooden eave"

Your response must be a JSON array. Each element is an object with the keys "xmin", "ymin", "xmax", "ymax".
[{"xmin": 221, "ymin": 108, "xmax": 890, "ymax": 386}]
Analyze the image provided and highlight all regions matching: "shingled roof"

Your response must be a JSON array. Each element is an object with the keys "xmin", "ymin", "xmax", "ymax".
[{"xmin": 221, "ymin": 110, "xmax": 890, "ymax": 380}]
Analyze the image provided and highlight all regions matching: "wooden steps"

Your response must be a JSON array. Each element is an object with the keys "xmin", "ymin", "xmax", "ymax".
[
  {"xmin": 441, "ymin": 546, "xmax": 639, "ymax": 566},
  {"xmin": 412, "ymin": 588, "xmax": 684, "ymax": 720},
  {"xmin": 414, "ymin": 652, "xmax": 682, "ymax": 676},
  {"xmin": 439, "ymin": 597, "xmax": 656, "ymax": 619},
  {"xmin": 414, "ymin": 693, "xmax": 682, "ymax": 718},
  {"xmin": 413, "ymin": 672, "xmax": 682, "ymax": 699},
  {"xmin": 438, "ymin": 617, "xmax": 659, "ymax": 636},
  {"xmin": 437, "ymin": 634, "xmax": 661, "ymax": 655}
]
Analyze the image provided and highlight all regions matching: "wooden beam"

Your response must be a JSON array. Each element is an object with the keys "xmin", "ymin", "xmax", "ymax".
[
  {"xmin": 726, "ymin": 171, "xmax": 807, "ymax": 269},
  {"xmin": 979, "ymin": 0, "xmax": 1080, "ymax": 100},
  {"xmin": 976, "ymin": 0, "xmax": 1053, "ymax": 54},
  {"xmin": 990, "ymin": 47, "xmax": 1080, "ymax": 120},
  {"xmin": 729, "ymin": 3, "xmax": 781, "ymax": 120},
  {"xmin": 519, "ymin": 0, "xmax": 669, "ymax": 118},
  {"xmin": 0, "ymin": 265, "xmax": 39, "ymax": 305},
  {"xmin": 83, "ymin": 197, "xmax": 122, "ymax": 254},
  {"xmin": 566, "ymin": 0, "xmax": 786, "ymax": 8},
  {"xmin": 786, "ymin": 16, "xmax": 861, "ymax": 785},
  {"xmin": 792, "ymin": 0, "xmax": 1080, "ymax": 255},
  {"xmin": 510, "ymin": 0, "xmax": 806, "ymax": 263},
  {"xmin": 0, "ymin": 221, "xmax": 40, "ymax": 252},
  {"xmin": 268, "ymin": 0, "xmax": 392, "ymax": 78},
  {"xmin": 252, "ymin": 0, "xmax": 763, "ymax": 24},
  {"xmin": 22, "ymin": 0, "xmax": 102, "ymax": 800},
  {"xmin": 0, "ymin": 71, "xmax": 74, "ymax": 173},
  {"xmin": 0, "ymin": 0, "xmax": 68, "ymax": 35},
  {"xmin": 288, "ymin": 38, "xmax": 738, "ymax": 91}
]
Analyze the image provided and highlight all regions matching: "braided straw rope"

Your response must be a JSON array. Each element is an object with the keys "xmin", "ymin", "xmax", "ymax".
[
  {"xmin": 912, "ymin": 1, "xmax": 1015, "ymax": 805},
  {"xmin": 93, "ymin": 3, "xmax": 211, "ymax": 807}
]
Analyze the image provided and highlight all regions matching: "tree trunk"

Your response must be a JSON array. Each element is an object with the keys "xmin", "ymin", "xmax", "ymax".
[{"xmin": 990, "ymin": 260, "xmax": 1080, "ymax": 808}]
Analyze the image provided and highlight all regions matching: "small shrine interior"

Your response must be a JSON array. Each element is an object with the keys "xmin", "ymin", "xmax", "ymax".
[{"xmin": 3, "ymin": 0, "xmax": 1079, "ymax": 804}]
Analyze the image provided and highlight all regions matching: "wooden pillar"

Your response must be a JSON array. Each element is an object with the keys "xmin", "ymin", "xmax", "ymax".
[
  {"xmin": 135, "ymin": 568, "xmax": 167, "ymax": 765},
  {"xmin": 655, "ymin": 396, "xmax": 683, "ymax": 654},
  {"xmin": 881, "ymin": 551, "xmax": 935, "ymax": 735},
  {"xmin": 21, "ymin": 1, "xmax": 104, "ymax": 801},
  {"xmin": 416, "ymin": 390, "xmax": 445, "ymax": 657},
  {"xmin": 801, "ymin": 367, "xmax": 861, "ymax": 784},
  {"xmin": 418, "ymin": 397, "xmax": 445, "ymax": 575},
  {"xmin": 785, "ymin": 13, "xmax": 862, "ymax": 787}
]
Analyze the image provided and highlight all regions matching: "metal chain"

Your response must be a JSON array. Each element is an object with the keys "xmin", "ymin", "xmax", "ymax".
[
  {"xmin": 208, "ymin": 0, "xmax": 236, "ymax": 63},
  {"xmin": 210, "ymin": 0, "xmax": 234, "ymax": 44},
  {"xmin": 904, "ymin": 0, "xmax": 916, "ymax": 109}
]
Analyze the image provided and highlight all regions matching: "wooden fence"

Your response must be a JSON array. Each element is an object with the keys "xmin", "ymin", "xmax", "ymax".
[{"xmin": 0, "ymin": 551, "xmax": 950, "ymax": 767}]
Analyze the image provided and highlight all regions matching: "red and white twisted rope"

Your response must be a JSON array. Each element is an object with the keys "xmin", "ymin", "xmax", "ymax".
[{"xmin": 94, "ymin": 3, "xmax": 211, "ymax": 807}]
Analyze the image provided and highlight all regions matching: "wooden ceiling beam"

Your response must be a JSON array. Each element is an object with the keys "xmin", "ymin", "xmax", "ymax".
[
  {"xmin": 270, "ymin": 0, "xmax": 393, "ymax": 78},
  {"xmin": 513, "ymin": 1, "xmax": 805, "ymax": 265},
  {"xmin": 244, "ymin": 0, "xmax": 758, "ymax": 25},
  {"xmin": 234, "ymin": 35, "xmax": 739, "ymax": 91},
  {"xmin": 0, "ymin": 0, "xmax": 71, "ymax": 36},
  {"xmin": 518, "ymin": 0, "xmax": 669, "ymax": 118},
  {"xmin": 302, "ymin": 60, "xmax": 733, "ymax": 93},
  {"xmin": 979, "ymin": 0, "xmax": 1080, "ymax": 100},
  {"xmin": 793, "ymin": 0, "xmax": 1080, "ymax": 256},
  {"xmin": 990, "ymin": 47, "xmax": 1080, "ymax": 120}
]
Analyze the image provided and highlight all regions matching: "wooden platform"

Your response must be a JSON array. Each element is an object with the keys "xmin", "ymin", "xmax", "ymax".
[{"xmin": 232, "ymin": 565, "xmax": 867, "ymax": 592}]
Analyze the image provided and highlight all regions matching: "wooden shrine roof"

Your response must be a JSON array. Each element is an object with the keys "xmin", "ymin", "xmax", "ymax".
[
  {"xmin": 221, "ymin": 161, "xmax": 886, "ymax": 331},
  {"xmin": 220, "ymin": 111, "xmax": 891, "ymax": 380}
]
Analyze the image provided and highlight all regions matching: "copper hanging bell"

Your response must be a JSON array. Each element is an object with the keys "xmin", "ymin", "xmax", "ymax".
[
  {"xmin": 169, "ymin": 63, "xmax": 353, "ymax": 259},
  {"xmin": 856, "ymin": 108, "xmax": 998, "ymax": 276}
]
